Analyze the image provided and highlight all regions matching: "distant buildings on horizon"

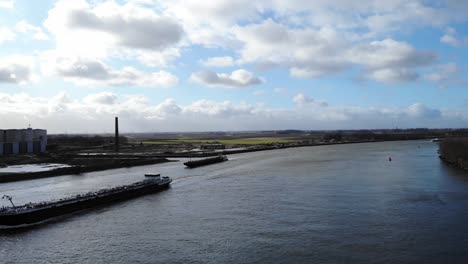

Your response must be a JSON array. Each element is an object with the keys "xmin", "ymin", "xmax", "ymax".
[{"xmin": 0, "ymin": 128, "xmax": 47, "ymax": 156}]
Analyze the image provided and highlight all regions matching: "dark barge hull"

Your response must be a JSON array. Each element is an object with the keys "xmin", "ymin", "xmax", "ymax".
[
  {"xmin": 0, "ymin": 180, "xmax": 171, "ymax": 227},
  {"xmin": 184, "ymin": 156, "xmax": 228, "ymax": 168}
]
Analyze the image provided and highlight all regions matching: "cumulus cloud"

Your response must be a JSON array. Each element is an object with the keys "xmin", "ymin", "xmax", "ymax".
[
  {"xmin": 7, "ymin": 0, "xmax": 457, "ymax": 88},
  {"xmin": 134, "ymin": 48, "xmax": 181, "ymax": 68},
  {"xmin": 289, "ymin": 63, "xmax": 347, "ymax": 78},
  {"xmin": 51, "ymin": 57, "xmax": 111, "ymax": 80},
  {"xmin": 363, "ymin": 2, "xmax": 444, "ymax": 33},
  {"xmin": 293, "ymin": 93, "xmax": 328, "ymax": 107},
  {"xmin": 153, "ymin": 99, "xmax": 182, "ymax": 117},
  {"xmin": 0, "ymin": 92, "xmax": 465, "ymax": 133},
  {"xmin": 0, "ymin": 27, "xmax": 15, "ymax": 44},
  {"xmin": 25, "ymin": 0, "xmax": 454, "ymax": 85},
  {"xmin": 15, "ymin": 20, "xmax": 49, "ymax": 40},
  {"xmin": 190, "ymin": 69, "xmax": 263, "ymax": 88},
  {"xmin": 166, "ymin": 0, "xmax": 258, "ymax": 26},
  {"xmin": 424, "ymin": 63, "xmax": 458, "ymax": 82},
  {"xmin": 163, "ymin": 2, "xmax": 447, "ymax": 83},
  {"xmin": 366, "ymin": 68, "xmax": 419, "ymax": 83},
  {"xmin": 0, "ymin": 92, "xmax": 259, "ymax": 132},
  {"xmin": 441, "ymin": 34, "xmax": 460, "ymax": 46},
  {"xmin": 407, "ymin": 103, "xmax": 441, "ymax": 119},
  {"xmin": 348, "ymin": 39, "xmax": 436, "ymax": 70},
  {"xmin": 348, "ymin": 39, "xmax": 435, "ymax": 82},
  {"xmin": 43, "ymin": 0, "xmax": 184, "ymax": 66},
  {"xmin": 0, "ymin": 55, "xmax": 36, "ymax": 84},
  {"xmin": 67, "ymin": 8, "xmax": 183, "ymax": 50},
  {"xmin": 233, "ymin": 20, "xmax": 349, "ymax": 78},
  {"xmin": 164, "ymin": 0, "xmax": 257, "ymax": 48},
  {"xmin": 0, "ymin": 0, "xmax": 14, "ymax": 9},
  {"xmin": 184, "ymin": 99, "xmax": 255, "ymax": 117},
  {"xmin": 200, "ymin": 56, "xmax": 235, "ymax": 67},
  {"xmin": 440, "ymin": 27, "xmax": 466, "ymax": 47},
  {"xmin": 162, "ymin": 1, "xmax": 464, "ymax": 56},
  {"xmin": 164, "ymin": 0, "xmax": 459, "ymax": 48},
  {"xmin": 84, "ymin": 92, "xmax": 117, "ymax": 105},
  {"xmin": 41, "ymin": 55, "xmax": 178, "ymax": 87},
  {"xmin": 231, "ymin": 19, "xmax": 435, "ymax": 83}
]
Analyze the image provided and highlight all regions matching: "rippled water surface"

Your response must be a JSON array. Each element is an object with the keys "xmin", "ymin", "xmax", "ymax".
[{"xmin": 1, "ymin": 140, "xmax": 468, "ymax": 263}]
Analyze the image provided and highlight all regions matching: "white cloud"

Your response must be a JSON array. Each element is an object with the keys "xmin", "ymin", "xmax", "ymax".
[
  {"xmin": 41, "ymin": 54, "xmax": 178, "ymax": 88},
  {"xmin": 43, "ymin": 0, "xmax": 184, "ymax": 66},
  {"xmin": 0, "ymin": 92, "xmax": 463, "ymax": 133},
  {"xmin": 146, "ymin": 1, "xmax": 450, "ymax": 84},
  {"xmin": 66, "ymin": 8, "xmax": 183, "ymax": 51},
  {"xmin": 166, "ymin": 0, "xmax": 258, "ymax": 26},
  {"xmin": 15, "ymin": 20, "xmax": 49, "ymax": 40},
  {"xmin": 0, "ymin": 0, "xmax": 14, "ymax": 9},
  {"xmin": 440, "ymin": 27, "xmax": 466, "ymax": 47},
  {"xmin": 348, "ymin": 39, "xmax": 435, "ymax": 70},
  {"xmin": 233, "ymin": 19, "xmax": 353, "ymax": 78},
  {"xmin": 347, "ymin": 39, "xmax": 435, "ymax": 82},
  {"xmin": 31, "ymin": 0, "xmax": 454, "ymax": 85},
  {"xmin": 190, "ymin": 69, "xmax": 263, "ymax": 88},
  {"xmin": 153, "ymin": 99, "xmax": 182, "ymax": 117},
  {"xmin": 289, "ymin": 63, "xmax": 346, "ymax": 78},
  {"xmin": 134, "ymin": 48, "xmax": 180, "ymax": 67},
  {"xmin": 164, "ymin": 0, "xmax": 257, "ymax": 48},
  {"xmin": 293, "ymin": 93, "xmax": 328, "ymax": 107},
  {"xmin": 184, "ymin": 99, "xmax": 255, "ymax": 117},
  {"xmin": 0, "ymin": 55, "xmax": 36, "ymax": 85},
  {"xmin": 407, "ymin": 103, "xmax": 441, "ymax": 119},
  {"xmin": 366, "ymin": 68, "xmax": 418, "ymax": 83},
  {"xmin": 0, "ymin": 92, "xmax": 261, "ymax": 132},
  {"xmin": 84, "ymin": 92, "xmax": 118, "ymax": 105},
  {"xmin": 441, "ymin": 34, "xmax": 460, "ymax": 46},
  {"xmin": 231, "ymin": 19, "xmax": 435, "ymax": 82},
  {"xmin": 424, "ymin": 63, "xmax": 458, "ymax": 82},
  {"xmin": 363, "ymin": 1, "xmax": 444, "ymax": 33},
  {"xmin": 164, "ymin": 0, "xmax": 459, "ymax": 47},
  {"xmin": 0, "ymin": 27, "xmax": 15, "ymax": 44},
  {"xmin": 0, "ymin": 83, "xmax": 465, "ymax": 133},
  {"xmin": 200, "ymin": 56, "xmax": 235, "ymax": 67}
]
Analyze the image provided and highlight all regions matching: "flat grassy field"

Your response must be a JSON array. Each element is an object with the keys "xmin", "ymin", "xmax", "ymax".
[{"xmin": 139, "ymin": 137, "xmax": 299, "ymax": 145}]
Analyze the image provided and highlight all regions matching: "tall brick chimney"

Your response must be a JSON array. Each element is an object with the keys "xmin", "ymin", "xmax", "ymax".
[{"xmin": 115, "ymin": 117, "xmax": 119, "ymax": 152}]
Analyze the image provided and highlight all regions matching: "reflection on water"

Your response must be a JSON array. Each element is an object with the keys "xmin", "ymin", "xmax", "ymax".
[{"xmin": 1, "ymin": 140, "xmax": 468, "ymax": 263}]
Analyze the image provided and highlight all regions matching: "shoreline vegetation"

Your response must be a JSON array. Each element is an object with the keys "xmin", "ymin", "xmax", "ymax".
[
  {"xmin": 439, "ymin": 138, "xmax": 468, "ymax": 170},
  {"xmin": 2, "ymin": 128, "xmax": 468, "ymax": 182}
]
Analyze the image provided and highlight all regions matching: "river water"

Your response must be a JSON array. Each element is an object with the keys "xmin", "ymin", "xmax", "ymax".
[{"xmin": 1, "ymin": 140, "xmax": 468, "ymax": 263}]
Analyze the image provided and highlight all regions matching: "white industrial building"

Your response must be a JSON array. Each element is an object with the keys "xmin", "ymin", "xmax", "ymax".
[{"xmin": 0, "ymin": 128, "xmax": 47, "ymax": 156}]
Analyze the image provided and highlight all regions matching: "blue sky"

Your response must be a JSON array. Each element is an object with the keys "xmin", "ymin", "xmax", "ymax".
[{"xmin": 0, "ymin": 0, "xmax": 467, "ymax": 133}]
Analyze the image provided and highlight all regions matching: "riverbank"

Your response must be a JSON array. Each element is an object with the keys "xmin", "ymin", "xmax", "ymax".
[
  {"xmin": 0, "ymin": 137, "xmax": 438, "ymax": 183},
  {"xmin": 0, "ymin": 157, "xmax": 171, "ymax": 183},
  {"xmin": 439, "ymin": 138, "xmax": 468, "ymax": 170},
  {"xmin": 149, "ymin": 138, "xmax": 433, "ymax": 158}
]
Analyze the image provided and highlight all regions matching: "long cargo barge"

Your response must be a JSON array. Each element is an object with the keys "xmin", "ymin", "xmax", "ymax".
[
  {"xmin": 184, "ymin": 155, "xmax": 228, "ymax": 168},
  {"xmin": 0, "ymin": 175, "xmax": 172, "ymax": 227}
]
